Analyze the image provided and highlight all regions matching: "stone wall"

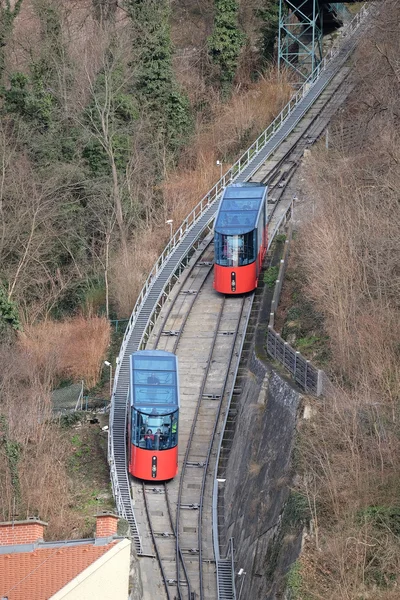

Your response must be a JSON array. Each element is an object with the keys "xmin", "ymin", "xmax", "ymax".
[{"xmin": 222, "ymin": 353, "xmax": 301, "ymax": 598}]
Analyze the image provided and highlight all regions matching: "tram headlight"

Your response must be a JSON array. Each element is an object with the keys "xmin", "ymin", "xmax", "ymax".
[
  {"xmin": 231, "ymin": 271, "xmax": 236, "ymax": 292},
  {"xmin": 151, "ymin": 456, "xmax": 157, "ymax": 478}
]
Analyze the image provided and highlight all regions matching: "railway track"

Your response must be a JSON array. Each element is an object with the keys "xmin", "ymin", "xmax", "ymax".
[
  {"xmin": 108, "ymin": 6, "xmax": 376, "ymax": 599},
  {"xmin": 132, "ymin": 67, "xmax": 362, "ymax": 599},
  {"xmin": 130, "ymin": 245, "xmax": 253, "ymax": 599},
  {"xmin": 142, "ymin": 481, "xmax": 191, "ymax": 598}
]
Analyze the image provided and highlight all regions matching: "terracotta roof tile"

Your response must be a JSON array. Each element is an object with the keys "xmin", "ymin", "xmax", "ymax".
[{"xmin": 0, "ymin": 541, "xmax": 118, "ymax": 600}]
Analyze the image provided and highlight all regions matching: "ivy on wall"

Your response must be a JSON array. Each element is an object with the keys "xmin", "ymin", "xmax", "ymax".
[
  {"xmin": 125, "ymin": 0, "xmax": 192, "ymax": 153},
  {"xmin": 257, "ymin": 0, "xmax": 280, "ymax": 64},
  {"xmin": 208, "ymin": 0, "xmax": 245, "ymax": 89},
  {"xmin": 0, "ymin": 0, "xmax": 24, "ymax": 86},
  {"xmin": 0, "ymin": 287, "xmax": 21, "ymax": 332}
]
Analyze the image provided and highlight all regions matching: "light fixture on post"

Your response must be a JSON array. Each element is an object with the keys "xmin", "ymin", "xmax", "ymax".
[
  {"xmin": 165, "ymin": 219, "xmax": 173, "ymax": 240},
  {"xmin": 104, "ymin": 361, "xmax": 112, "ymax": 397},
  {"xmin": 216, "ymin": 160, "xmax": 223, "ymax": 180},
  {"xmin": 237, "ymin": 568, "xmax": 247, "ymax": 600}
]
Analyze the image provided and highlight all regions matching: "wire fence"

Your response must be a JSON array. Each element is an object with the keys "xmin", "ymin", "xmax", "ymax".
[
  {"xmin": 266, "ymin": 221, "xmax": 324, "ymax": 396},
  {"xmin": 110, "ymin": 319, "xmax": 129, "ymax": 333},
  {"xmin": 266, "ymin": 328, "xmax": 323, "ymax": 396}
]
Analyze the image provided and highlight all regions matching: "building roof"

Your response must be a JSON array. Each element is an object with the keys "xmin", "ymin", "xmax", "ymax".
[{"xmin": 0, "ymin": 540, "xmax": 119, "ymax": 600}]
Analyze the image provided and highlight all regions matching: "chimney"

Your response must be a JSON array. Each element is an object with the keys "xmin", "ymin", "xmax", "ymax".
[
  {"xmin": 0, "ymin": 518, "xmax": 47, "ymax": 546},
  {"xmin": 95, "ymin": 512, "xmax": 119, "ymax": 538}
]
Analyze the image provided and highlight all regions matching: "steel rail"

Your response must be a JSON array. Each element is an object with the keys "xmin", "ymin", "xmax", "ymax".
[
  {"xmin": 164, "ymin": 483, "xmax": 192, "ymax": 600},
  {"xmin": 175, "ymin": 293, "xmax": 227, "ymax": 599},
  {"xmin": 140, "ymin": 250, "xmax": 216, "ymax": 599},
  {"xmin": 142, "ymin": 482, "xmax": 174, "ymax": 600},
  {"xmin": 152, "ymin": 245, "xmax": 215, "ymax": 351},
  {"xmin": 146, "ymin": 245, "xmax": 249, "ymax": 599},
  {"xmin": 108, "ymin": 1, "xmax": 374, "ymax": 558},
  {"xmin": 197, "ymin": 295, "xmax": 251, "ymax": 600}
]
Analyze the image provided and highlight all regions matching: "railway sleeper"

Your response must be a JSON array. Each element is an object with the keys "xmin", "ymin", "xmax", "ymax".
[
  {"xmin": 145, "ymin": 487, "xmax": 165, "ymax": 494},
  {"xmin": 187, "ymin": 461, "xmax": 206, "ymax": 467},
  {"xmin": 162, "ymin": 329, "xmax": 180, "ymax": 336},
  {"xmin": 154, "ymin": 531, "xmax": 175, "ymax": 538},
  {"xmin": 165, "ymin": 579, "xmax": 189, "ymax": 586},
  {"xmin": 180, "ymin": 503, "xmax": 200, "ymax": 509},
  {"xmin": 202, "ymin": 393, "xmax": 221, "ymax": 400},
  {"xmin": 181, "ymin": 547, "xmax": 199, "ymax": 554},
  {"xmin": 223, "ymin": 425, "xmax": 235, "ymax": 436}
]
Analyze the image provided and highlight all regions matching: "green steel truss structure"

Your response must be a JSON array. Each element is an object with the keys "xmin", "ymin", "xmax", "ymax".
[{"xmin": 278, "ymin": 0, "xmax": 324, "ymax": 82}]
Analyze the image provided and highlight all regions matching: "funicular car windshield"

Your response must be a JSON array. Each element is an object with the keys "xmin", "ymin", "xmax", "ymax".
[
  {"xmin": 214, "ymin": 185, "xmax": 266, "ymax": 267},
  {"xmin": 214, "ymin": 231, "xmax": 256, "ymax": 267},
  {"xmin": 130, "ymin": 352, "xmax": 179, "ymax": 451}
]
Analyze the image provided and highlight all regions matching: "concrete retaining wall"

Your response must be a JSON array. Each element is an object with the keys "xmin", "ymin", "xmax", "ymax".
[{"xmin": 222, "ymin": 354, "xmax": 301, "ymax": 598}]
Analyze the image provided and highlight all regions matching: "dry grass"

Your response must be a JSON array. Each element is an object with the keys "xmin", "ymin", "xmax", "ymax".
[
  {"xmin": 180, "ymin": 67, "xmax": 291, "ymax": 166},
  {"xmin": 0, "ymin": 333, "xmax": 112, "ymax": 540},
  {"xmin": 297, "ymin": 145, "xmax": 400, "ymax": 396},
  {"xmin": 110, "ymin": 230, "xmax": 161, "ymax": 318},
  {"xmin": 0, "ymin": 343, "xmax": 71, "ymax": 537},
  {"xmin": 296, "ymin": 390, "xmax": 400, "ymax": 598},
  {"xmin": 249, "ymin": 461, "xmax": 262, "ymax": 477},
  {"xmin": 110, "ymin": 68, "xmax": 291, "ymax": 317},
  {"xmin": 20, "ymin": 316, "xmax": 110, "ymax": 388},
  {"xmin": 163, "ymin": 69, "xmax": 291, "ymax": 228},
  {"xmin": 291, "ymin": 2, "xmax": 400, "ymax": 596}
]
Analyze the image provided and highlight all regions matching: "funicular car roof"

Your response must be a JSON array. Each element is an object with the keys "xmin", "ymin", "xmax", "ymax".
[
  {"xmin": 215, "ymin": 184, "xmax": 267, "ymax": 235},
  {"xmin": 130, "ymin": 350, "xmax": 179, "ymax": 413}
]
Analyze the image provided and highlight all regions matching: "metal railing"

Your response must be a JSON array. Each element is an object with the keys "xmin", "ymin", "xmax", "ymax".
[
  {"xmin": 74, "ymin": 380, "xmax": 85, "ymax": 411},
  {"xmin": 108, "ymin": 0, "xmax": 372, "ymax": 564},
  {"xmin": 215, "ymin": 537, "xmax": 237, "ymax": 600},
  {"xmin": 266, "ymin": 328, "xmax": 323, "ymax": 396},
  {"xmin": 110, "ymin": 2, "xmax": 370, "ymax": 404}
]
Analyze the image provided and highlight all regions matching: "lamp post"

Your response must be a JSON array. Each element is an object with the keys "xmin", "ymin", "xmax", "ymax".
[
  {"xmin": 165, "ymin": 219, "xmax": 173, "ymax": 240},
  {"xmin": 216, "ymin": 160, "xmax": 223, "ymax": 179},
  {"xmin": 237, "ymin": 569, "xmax": 247, "ymax": 600},
  {"xmin": 104, "ymin": 361, "xmax": 112, "ymax": 397}
]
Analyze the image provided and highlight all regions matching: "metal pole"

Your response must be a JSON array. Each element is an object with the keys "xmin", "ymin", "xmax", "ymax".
[
  {"xmin": 109, "ymin": 365, "xmax": 113, "ymax": 397},
  {"xmin": 166, "ymin": 219, "xmax": 173, "ymax": 241},
  {"xmin": 278, "ymin": 0, "xmax": 282, "ymax": 75},
  {"xmin": 311, "ymin": 0, "xmax": 316, "ymax": 74},
  {"xmin": 238, "ymin": 571, "xmax": 247, "ymax": 600}
]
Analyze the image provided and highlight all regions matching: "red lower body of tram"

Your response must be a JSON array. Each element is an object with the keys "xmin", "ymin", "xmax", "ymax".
[
  {"xmin": 129, "ymin": 445, "xmax": 178, "ymax": 481},
  {"xmin": 213, "ymin": 262, "xmax": 257, "ymax": 294},
  {"xmin": 214, "ymin": 244, "xmax": 267, "ymax": 294}
]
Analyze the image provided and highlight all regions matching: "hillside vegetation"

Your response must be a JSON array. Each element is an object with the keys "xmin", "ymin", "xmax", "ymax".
[
  {"xmin": 0, "ymin": 0, "xmax": 284, "ymax": 323},
  {"xmin": 285, "ymin": 2, "xmax": 400, "ymax": 597},
  {"xmin": 0, "ymin": 0, "xmax": 286, "ymax": 537}
]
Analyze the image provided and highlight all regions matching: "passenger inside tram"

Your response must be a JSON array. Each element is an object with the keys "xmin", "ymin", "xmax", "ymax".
[
  {"xmin": 134, "ymin": 410, "xmax": 178, "ymax": 450},
  {"xmin": 144, "ymin": 429, "xmax": 154, "ymax": 449}
]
